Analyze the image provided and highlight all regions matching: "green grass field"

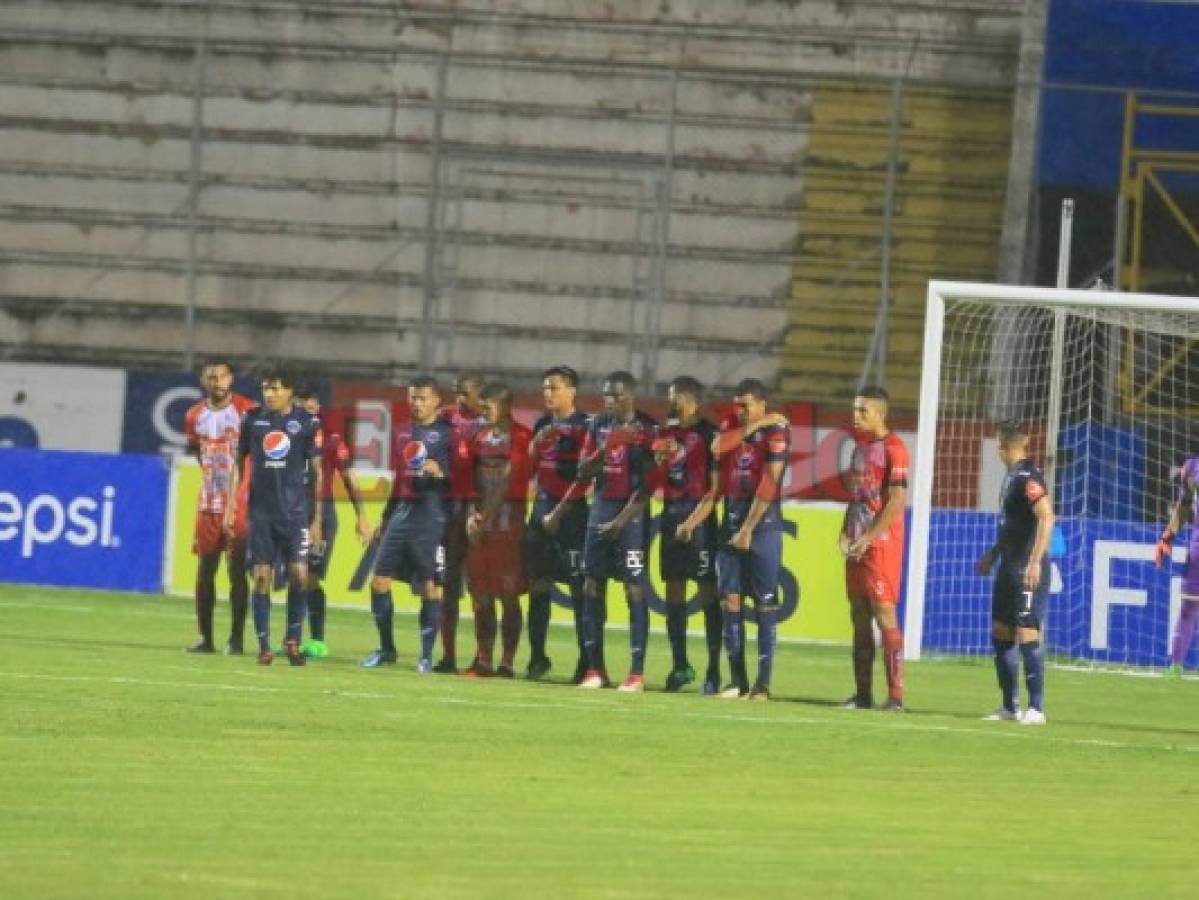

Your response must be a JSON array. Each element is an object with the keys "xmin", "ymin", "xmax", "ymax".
[{"xmin": 1, "ymin": 584, "xmax": 1196, "ymax": 899}]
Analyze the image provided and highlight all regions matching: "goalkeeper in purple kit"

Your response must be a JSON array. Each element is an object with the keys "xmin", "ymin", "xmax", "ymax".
[{"xmin": 1155, "ymin": 456, "xmax": 1199, "ymax": 678}]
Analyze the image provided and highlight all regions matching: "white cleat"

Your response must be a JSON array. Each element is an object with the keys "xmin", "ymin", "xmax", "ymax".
[
  {"xmin": 983, "ymin": 706, "xmax": 1020, "ymax": 721},
  {"xmin": 1018, "ymin": 708, "xmax": 1046, "ymax": 726},
  {"xmin": 719, "ymin": 683, "xmax": 747, "ymax": 699},
  {"xmin": 577, "ymin": 670, "xmax": 604, "ymax": 689}
]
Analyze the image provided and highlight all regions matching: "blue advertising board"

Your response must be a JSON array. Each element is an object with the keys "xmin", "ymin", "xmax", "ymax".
[
  {"xmin": 0, "ymin": 448, "xmax": 169, "ymax": 592},
  {"xmin": 922, "ymin": 510, "xmax": 1193, "ymax": 668}
]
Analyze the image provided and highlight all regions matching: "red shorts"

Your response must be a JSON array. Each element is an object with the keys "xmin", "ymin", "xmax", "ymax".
[
  {"xmin": 192, "ymin": 510, "xmax": 247, "ymax": 556},
  {"xmin": 467, "ymin": 521, "xmax": 527, "ymax": 599},
  {"xmin": 845, "ymin": 541, "xmax": 902, "ymax": 605}
]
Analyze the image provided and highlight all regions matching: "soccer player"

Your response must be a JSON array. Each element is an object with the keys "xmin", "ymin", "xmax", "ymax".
[
  {"xmin": 183, "ymin": 360, "xmax": 256, "ymax": 654},
  {"xmin": 464, "ymin": 381, "xmax": 533, "ymax": 677},
  {"xmin": 710, "ymin": 379, "xmax": 790, "ymax": 700},
  {"xmin": 523, "ymin": 365, "xmax": 592, "ymax": 681},
  {"xmin": 654, "ymin": 376, "xmax": 723, "ymax": 694},
  {"xmin": 226, "ymin": 367, "xmax": 323, "ymax": 666},
  {"xmin": 1154, "ymin": 458, "xmax": 1199, "ymax": 679},
  {"xmin": 362, "ymin": 376, "xmax": 464, "ymax": 672},
  {"xmin": 295, "ymin": 386, "xmax": 372, "ymax": 659},
  {"xmin": 434, "ymin": 373, "xmax": 486, "ymax": 673},
  {"xmin": 976, "ymin": 420, "xmax": 1054, "ymax": 725},
  {"xmin": 840, "ymin": 385, "xmax": 909, "ymax": 712},
  {"xmin": 568, "ymin": 372, "xmax": 657, "ymax": 692}
]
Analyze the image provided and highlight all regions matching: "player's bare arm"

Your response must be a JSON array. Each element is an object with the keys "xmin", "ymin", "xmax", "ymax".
[
  {"xmin": 676, "ymin": 470, "xmax": 719, "ymax": 543},
  {"xmin": 732, "ymin": 457, "xmax": 784, "ymax": 550},
  {"xmin": 341, "ymin": 468, "xmax": 372, "ymax": 544},
  {"xmin": 308, "ymin": 460, "xmax": 323, "ymax": 548},
  {"xmin": 848, "ymin": 483, "xmax": 907, "ymax": 559},
  {"xmin": 1024, "ymin": 495, "xmax": 1055, "ymax": 590}
]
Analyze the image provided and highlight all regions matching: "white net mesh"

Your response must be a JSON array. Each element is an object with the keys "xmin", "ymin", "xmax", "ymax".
[{"xmin": 917, "ymin": 288, "xmax": 1199, "ymax": 668}]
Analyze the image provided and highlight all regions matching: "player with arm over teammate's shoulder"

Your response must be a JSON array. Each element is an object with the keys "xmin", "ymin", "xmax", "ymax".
[
  {"xmin": 1154, "ymin": 457, "xmax": 1199, "ymax": 679},
  {"xmin": 840, "ymin": 386, "xmax": 909, "ymax": 712},
  {"xmin": 711, "ymin": 379, "xmax": 790, "ymax": 701},
  {"xmin": 228, "ymin": 367, "xmax": 323, "ymax": 666},
  {"xmin": 653, "ymin": 376, "xmax": 723, "ymax": 694},
  {"xmin": 976, "ymin": 420, "xmax": 1054, "ymax": 725},
  {"xmin": 571, "ymin": 371, "xmax": 657, "ymax": 692},
  {"xmin": 183, "ymin": 359, "xmax": 255, "ymax": 655}
]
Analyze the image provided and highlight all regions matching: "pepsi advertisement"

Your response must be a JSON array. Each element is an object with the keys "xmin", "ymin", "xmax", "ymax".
[{"xmin": 0, "ymin": 448, "xmax": 169, "ymax": 592}]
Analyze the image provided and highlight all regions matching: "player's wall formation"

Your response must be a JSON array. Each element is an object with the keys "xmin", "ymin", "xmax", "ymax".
[{"xmin": 0, "ymin": 0, "xmax": 1022, "ymax": 399}]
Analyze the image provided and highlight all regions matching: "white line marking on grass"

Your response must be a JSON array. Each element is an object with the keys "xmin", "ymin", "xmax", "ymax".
[{"xmin": 0, "ymin": 601, "xmax": 94, "ymax": 613}]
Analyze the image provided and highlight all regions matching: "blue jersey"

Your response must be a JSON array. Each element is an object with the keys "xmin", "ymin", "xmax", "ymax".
[
  {"xmin": 384, "ymin": 417, "xmax": 461, "ymax": 526},
  {"xmin": 238, "ymin": 405, "xmax": 321, "ymax": 523},
  {"xmin": 996, "ymin": 458, "xmax": 1048, "ymax": 564},
  {"xmin": 719, "ymin": 420, "xmax": 790, "ymax": 533},
  {"xmin": 583, "ymin": 410, "xmax": 657, "ymax": 505}
]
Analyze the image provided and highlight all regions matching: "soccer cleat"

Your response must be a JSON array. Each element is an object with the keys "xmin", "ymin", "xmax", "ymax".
[
  {"xmin": 284, "ymin": 639, "xmax": 306, "ymax": 667},
  {"xmin": 495, "ymin": 665, "xmax": 516, "ymax": 679},
  {"xmin": 747, "ymin": 683, "xmax": 770, "ymax": 702},
  {"xmin": 617, "ymin": 673, "xmax": 645, "ymax": 693},
  {"xmin": 300, "ymin": 639, "xmax": 328, "ymax": 660},
  {"xmin": 719, "ymin": 682, "xmax": 749, "ymax": 699},
  {"xmin": 577, "ymin": 669, "xmax": 605, "ymax": 689},
  {"xmin": 360, "ymin": 648, "xmax": 398, "ymax": 668},
  {"xmin": 1019, "ymin": 708, "xmax": 1046, "ymax": 726},
  {"xmin": 841, "ymin": 694, "xmax": 872, "ymax": 710},
  {"xmin": 983, "ymin": 706, "xmax": 1020, "ymax": 721},
  {"xmin": 416, "ymin": 658, "xmax": 433, "ymax": 674},
  {"xmin": 572, "ymin": 656, "xmax": 589, "ymax": 685},
  {"xmin": 525, "ymin": 656, "xmax": 552, "ymax": 681},
  {"xmin": 882, "ymin": 698, "xmax": 904, "ymax": 713},
  {"xmin": 224, "ymin": 638, "xmax": 243, "ymax": 656},
  {"xmin": 664, "ymin": 665, "xmax": 696, "ymax": 693},
  {"xmin": 701, "ymin": 676, "xmax": 720, "ymax": 696},
  {"xmin": 1164, "ymin": 664, "xmax": 1184, "ymax": 681},
  {"xmin": 432, "ymin": 657, "xmax": 458, "ymax": 675},
  {"xmin": 185, "ymin": 640, "xmax": 215, "ymax": 654},
  {"xmin": 462, "ymin": 660, "xmax": 494, "ymax": 678},
  {"xmin": 257, "ymin": 649, "xmax": 274, "ymax": 666}
]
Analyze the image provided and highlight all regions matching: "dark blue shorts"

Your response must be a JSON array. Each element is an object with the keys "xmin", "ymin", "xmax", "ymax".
[
  {"xmin": 374, "ymin": 513, "xmax": 446, "ymax": 592},
  {"xmin": 523, "ymin": 498, "xmax": 588, "ymax": 584},
  {"xmin": 992, "ymin": 558, "xmax": 1049, "ymax": 629},
  {"xmin": 659, "ymin": 508, "xmax": 717, "ymax": 583},
  {"xmin": 583, "ymin": 505, "xmax": 648, "ymax": 584},
  {"xmin": 716, "ymin": 527, "xmax": 782, "ymax": 605},
  {"xmin": 307, "ymin": 501, "xmax": 338, "ymax": 580},
  {"xmin": 249, "ymin": 515, "xmax": 310, "ymax": 568}
]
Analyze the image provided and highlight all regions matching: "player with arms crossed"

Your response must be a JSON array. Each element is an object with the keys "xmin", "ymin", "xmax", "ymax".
[
  {"xmin": 568, "ymin": 371, "xmax": 657, "ymax": 692},
  {"xmin": 840, "ymin": 385, "xmax": 909, "ymax": 712},
  {"xmin": 463, "ymin": 381, "xmax": 533, "ymax": 677},
  {"xmin": 710, "ymin": 379, "xmax": 790, "ymax": 700},
  {"xmin": 523, "ymin": 366, "xmax": 592, "ymax": 681},
  {"xmin": 654, "ymin": 376, "xmax": 723, "ymax": 694},
  {"xmin": 227, "ymin": 368, "xmax": 322, "ymax": 666},
  {"xmin": 362, "ymin": 376, "xmax": 463, "ymax": 672},
  {"xmin": 434, "ymin": 373, "xmax": 486, "ymax": 673},
  {"xmin": 295, "ymin": 385, "xmax": 372, "ymax": 659},
  {"xmin": 1154, "ymin": 456, "xmax": 1199, "ymax": 679},
  {"xmin": 183, "ymin": 360, "xmax": 256, "ymax": 654},
  {"xmin": 976, "ymin": 420, "xmax": 1054, "ymax": 724}
]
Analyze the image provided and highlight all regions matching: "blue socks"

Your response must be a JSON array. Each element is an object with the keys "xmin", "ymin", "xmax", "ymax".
[
  {"xmin": 755, "ymin": 604, "xmax": 778, "ymax": 688},
  {"xmin": 992, "ymin": 638, "xmax": 1019, "ymax": 711},
  {"xmin": 419, "ymin": 599, "xmax": 441, "ymax": 663},
  {"xmin": 528, "ymin": 589, "xmax": 551, "ymax": 661},
  {"xmin": 252, "ymin": 591, "xmax": 271, "ymax": 652},
  {"xmin": 371, "ymin": 589, "xmax": 395, "ymax": 652},
  {"xmin": 308, "ymin": 585, "xmax": 326, "ymax": 642},
  {"xmin": 703, "ymin": 600, "xmax": 722, "ymax": 676},
  {"xmin": 1020, "ymin": 641, "xmax": 1045, "ymax": 711},
  {"xmin": 285, "ymin": 586, "xmax": 306, "ymax": 643},
  {"xmin": 628, "ymin": 597, "xmax": 649, "ymax": 675},
  {"xmin": 723, "ymin": 605, "xmax": 747, "ymax": 687},
  {"xmin": 665, "ymin": 601, "xmax": 689, "ymax": 669}
]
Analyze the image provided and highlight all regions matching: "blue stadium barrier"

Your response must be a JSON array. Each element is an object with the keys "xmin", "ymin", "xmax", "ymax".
[{"xmin": 0, "ymin": 448, "xmax": 169, "ymax": 592}]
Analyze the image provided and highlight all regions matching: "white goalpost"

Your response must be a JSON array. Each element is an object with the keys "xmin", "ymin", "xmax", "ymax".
[{"xmin": 906, "ymin": 280, "xmax": 1199, "ymax": 669}]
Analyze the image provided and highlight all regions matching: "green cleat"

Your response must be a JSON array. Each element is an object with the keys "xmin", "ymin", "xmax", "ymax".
[
  {"xmin": 1164, "ymin": 664, "xmax": 1184, "ymax": 681},
  {"xmin": 664, "ymin": 664, "xmax": 696, "ymax": 692},
  {"xmin": 301, "ymin": 638, "xmax": 328, "ymax": 660}
]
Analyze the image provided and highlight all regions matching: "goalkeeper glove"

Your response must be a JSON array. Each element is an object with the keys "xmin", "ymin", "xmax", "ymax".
[{"xmin": 1155, "ymin": 529, "xmax": 1175, "ymax": 569}]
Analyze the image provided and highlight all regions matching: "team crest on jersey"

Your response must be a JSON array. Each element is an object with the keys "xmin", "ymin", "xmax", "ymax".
[
  {"xmin": 403, "ymin": 440, "xmax": 428, "ymax": 470},
  {"xmin": 737, "ymin": 450, "xmax": 755, "ymax": 469},
  {"xmin": 424, "ymin": 430, "xmax": 440, "ymax": 444},
  {"xmin": 263, "ymin": 431, "xmax": 291, "ymax": 460},
  {"xmin": 286, "ymin": 419, "xmax": 301, "ymax": 436}
]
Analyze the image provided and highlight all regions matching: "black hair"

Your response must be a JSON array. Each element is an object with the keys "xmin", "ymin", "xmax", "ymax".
[
  {"xmin": 409, "ymin": 374, "xmax": 440, "ymax": 392},
  {"xmin": 734, "ymin": 378, "xmax": 769, "ymax": 402},
  {"xmin": 857, "ymin": 384, "xmax": 890, "ymax": 404},
  {"xmin": 455, "ymin": 373, "xmax": 484, "ymax": 392},
  {"xmin": 669, "ymin": 375, "xmax": 705, "ymax": 403},
  {"xmin": 295, "ymin": 382, "xmax": 319, "ymax": 401},
  {"xmin": 201, "ymin": 359, "xmax": 234, "ymax": 376},
  {"xmin": 996, "ymin": 419, "xmax": 1029, "ymax": 446},
  {"xmin": 259, "ymin": 366, "xmax": 295, "ymax": 389},
  {"xmin": 480, "ymin": 380, "xmax": 513, "ymax": 406},
  {"xmin": 603, "ymin": 370, "xmax": 637, "ymax": 392},
  {"xmin": 543, "ymin": 365, "xmax": 580, "ymax": 388}
]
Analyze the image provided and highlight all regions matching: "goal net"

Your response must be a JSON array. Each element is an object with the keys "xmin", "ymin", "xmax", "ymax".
[{"xmin": 906, "ymin": 281, "xmax": 1199, "ymax": 669}]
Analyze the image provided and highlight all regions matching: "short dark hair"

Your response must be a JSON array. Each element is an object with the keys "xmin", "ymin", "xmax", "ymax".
[
  {"xmin": 996, "ymin": 419, "xmax": 1029, "ymax": 446},
  {"xmin": 259, "ymin": 366, "xmax": 295, "ymax": 389},
  {"xmin": 543, "ymin": 365, "xmax": 579, "ymax": 388},
  {"xmin": 734, "ymin": 378, "xmax": 769, "ymax": 401},
  {"xmin": 858, "ymin": 384, "xmax": 890, "ymax": 404},
  {"xmin": 201, "ymin": 359, "xmax": 234, "ymax": 376},
  {"xmin": 455, "ymin": 372, "xmax": 484, "ymax": 392},
  {"xmin": 295, "ymin": 382, "xmax": 319, "ymax": 401},
  {"xmin": 669, "ymin": 375, "xmax": 705, "ymax": 403},
  {"xmin": 409, "ymin": 374, "xmax": 439, "ymax": 392},
  {"xmin": 480, "ymin": 380, "xmax": 512, "ymax": 406},
  {"xmin": 603, "ymin": 370, "xmax": 637, "ymax": 393}
]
